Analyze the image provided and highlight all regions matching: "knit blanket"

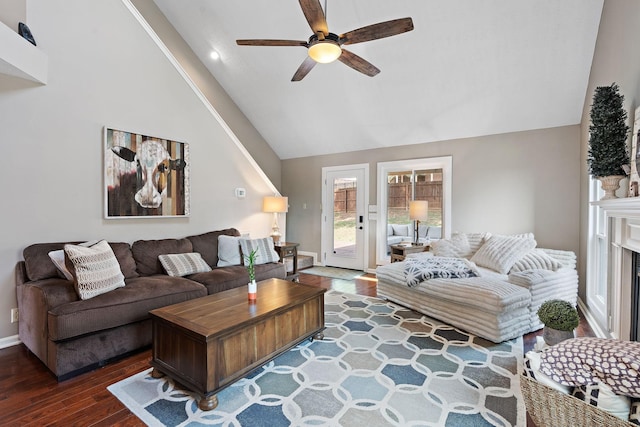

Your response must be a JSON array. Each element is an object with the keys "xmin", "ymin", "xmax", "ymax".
[{"xmin": 404, "ymin": 256, "xmax": 478, "ymax": 287}]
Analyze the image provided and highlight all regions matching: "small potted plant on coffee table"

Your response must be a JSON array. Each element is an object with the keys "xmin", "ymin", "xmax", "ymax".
[
  {"xmin": 537, "ymin": 299, "xmax": 580, "ymax": 346},
  {"xmin": 246, "ymin": 248, "xmax": 258, "ymax": 301}
]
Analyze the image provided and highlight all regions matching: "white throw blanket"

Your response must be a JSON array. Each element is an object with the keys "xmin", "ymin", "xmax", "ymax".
[{"xmin": 404, "ymin": 256, "xmax": 478, "ymax": 287}]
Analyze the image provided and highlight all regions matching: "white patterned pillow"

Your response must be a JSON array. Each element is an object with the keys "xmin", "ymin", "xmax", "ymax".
[
  {"xmin": 239, "ymin": 237, "xmax": 280, "ymax": 265},
  {"xmin": 430, "ymin": 233, "xmax": 472, "ymax": 258},
  {"xmin": 217, "ymin": 235, "xmax": 242, "ymax": 266},
  {"xmin": 510, "ymin": 249, "xmax": 561, "ymax": 273},
  {"xmin": 64, "ymin": 240, "xmax": 125, "ymax": 300},
  {"xmin": 572, "ymin": 382, "xmax": 631, "ymax": 420},
  {"xmin": 159, "ymin": 252, "xmax": 211, "ymax": 277},
  {"xmin": 470, "ymin": 235, "xmax": 536, "ymax": 274}
]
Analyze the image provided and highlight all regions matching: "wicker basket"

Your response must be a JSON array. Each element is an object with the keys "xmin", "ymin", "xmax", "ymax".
[{"xmin": 520, "ymin": 374, "xmax": 635, "ymax": 427}]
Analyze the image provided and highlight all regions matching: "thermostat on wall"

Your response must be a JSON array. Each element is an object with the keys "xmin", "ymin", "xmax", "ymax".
[{"xmin": 235, "ymin": 188, "xmax": 246, "ymax": 199}]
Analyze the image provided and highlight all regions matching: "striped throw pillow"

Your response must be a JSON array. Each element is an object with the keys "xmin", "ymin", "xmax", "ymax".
[
  {"xmin": 158, "ymin": 252, "xmax": 211, "ymax": 277},
  {"xmin": 239, "ymin": 237, "xmax": 280, "ymax": 265}
]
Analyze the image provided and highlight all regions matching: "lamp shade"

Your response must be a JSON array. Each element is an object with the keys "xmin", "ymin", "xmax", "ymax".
[
  {"xmin": 263, "ymin": 196, "xmax": 288, "ymax": 213},
  {"xmin": 409, "ymin": 200, "xmax": 428, "ymax": 221}
]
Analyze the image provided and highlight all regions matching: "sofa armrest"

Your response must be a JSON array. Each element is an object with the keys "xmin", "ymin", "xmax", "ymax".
[{"xmin": 16, "ymin": 268, "xmax": 78, "ymax": 362}]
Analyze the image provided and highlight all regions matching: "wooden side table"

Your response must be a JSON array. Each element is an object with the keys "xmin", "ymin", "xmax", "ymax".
[
  {"xmin": 390, "ymin": 244, "xmax": 428, "ymax": 262},
  {"xmin": 274, "ymin": 242, "xmax": 299, "ymax": 280}
]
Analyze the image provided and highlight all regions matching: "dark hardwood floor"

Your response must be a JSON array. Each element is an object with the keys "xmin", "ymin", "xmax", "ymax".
[{"xmin": 0, "ymin": 271, "xmax": 593, "ymax": 426}]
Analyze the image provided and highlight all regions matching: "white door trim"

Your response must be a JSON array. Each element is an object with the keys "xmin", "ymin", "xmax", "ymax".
[
  {"xmin": 376, "ymin": 156, "xmax": 452, "ymax": 265},
  {"xmin": 321, "ymin": 164, "xmax": 369, "ymax": 270}
]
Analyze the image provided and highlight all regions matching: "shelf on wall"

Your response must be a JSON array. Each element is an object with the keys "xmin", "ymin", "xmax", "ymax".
[{"xmin": 0, "ymin": 20, "xmax": 47, "ymax": 84}]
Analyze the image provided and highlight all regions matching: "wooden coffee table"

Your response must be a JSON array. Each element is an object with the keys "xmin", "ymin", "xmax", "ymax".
[{"xmin": 149, "ymin": 278, "xmax": 326, "ymax": 411}]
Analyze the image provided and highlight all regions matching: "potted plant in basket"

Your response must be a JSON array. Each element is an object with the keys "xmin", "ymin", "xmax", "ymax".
[
  {"xmin": 537, "ymin": 299, "xmax": 579, "ymax": 346},
  {"xmin": 246, "ymin": 248, "xmax": 258, "ymax": 301},
  {"xmin": 587, "ymin": 83, "xmax": 630, "ymax": 200}
]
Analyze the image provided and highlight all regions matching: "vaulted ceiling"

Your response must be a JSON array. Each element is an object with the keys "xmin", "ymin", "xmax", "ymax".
[{"xmin": 153, "ymin": 0, "xmax": 603, "ymax": 160}]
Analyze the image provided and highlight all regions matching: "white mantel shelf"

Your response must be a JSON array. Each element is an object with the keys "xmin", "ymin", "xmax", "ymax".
[
  {"xmin": 0, "ymin": 20, "xmax": 47, "ymax": 84},
  {"xmin": 591, "ymin": 197, "xmax": 640, "ymax": 218}
]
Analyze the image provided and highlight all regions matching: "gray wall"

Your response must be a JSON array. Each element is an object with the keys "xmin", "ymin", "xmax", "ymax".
[
  {"xmin": 0, "ymin": 0, "xmax": 279, "ymax": 340},
  {"xmin": 283, "ymin": 125, "xmax": 581, "ymax": 269},
  {"xmin": 578, "ymin": 0, "xmax": 640, "ymax": 303}
]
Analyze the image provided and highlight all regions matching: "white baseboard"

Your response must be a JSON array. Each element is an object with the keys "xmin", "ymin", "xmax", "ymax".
[
  {"xmin": 0, "ymin": 334, "xmax": 21, "ymax": 349},
  {"xmin": 577, "ymin": 297, "xmax": 607, "ymax": 338},
  {"xmin": 298, "ymin": 251, "xmax": 321, "ymax": 266}
]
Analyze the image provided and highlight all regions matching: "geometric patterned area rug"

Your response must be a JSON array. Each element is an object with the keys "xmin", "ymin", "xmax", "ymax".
[{"xmin": 108, "ymin": 291, "xmax": 524, "ymax": 426}]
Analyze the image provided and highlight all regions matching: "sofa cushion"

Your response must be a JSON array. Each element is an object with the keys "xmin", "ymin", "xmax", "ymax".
[
  {"xmin": 26, "ymin": 241, "xmax": 138, "ymax": 281},
  {"xmin": 186, "ymin": 228, "xmax": 240, "ymax": 268},
  {"xmin": 47, "ymin": 275, "xmax": 207, "ymax": 341},
  {"xmin": 217, "ymin": 235, "xmax": 243, "ymax": 266},
  {"xmin": 109, "ymin": 242, "xmax": 139, "ymax": 279},
  {"xmin": 189, "ymin": 263, "xmax": 286, "ymax": 294},
  {"xmin": 239, "ymin": 237, "xmax": 280, "ymax": 265},
  {"xmin": 54, "ymin": 242, "xmax": 138, "ymax": 280},
  {"xmin": 391, "ymin": 224, "xmax": 410, "ymax": 237},
  {"xmin": 471, "ymin": 235, "xmax": 536, "ymax": 274},
  {"xmin": 24, "ymin": 242, "xmax": 81, "ymax": 281},
  {"xmin": 63, "ymin": 240, "xmax": 126, "ymax": 300},
  {"xmin": 131, "ymin": 238, "xmax": 193, "ymax": 276}
]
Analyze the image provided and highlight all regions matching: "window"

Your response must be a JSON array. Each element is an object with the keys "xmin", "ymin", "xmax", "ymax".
[{"xmin": 377, "ymin": 157, "xmax": 452, "ymax": 264}]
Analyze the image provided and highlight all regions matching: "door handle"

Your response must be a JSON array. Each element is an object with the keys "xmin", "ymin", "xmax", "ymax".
[{"xmin": 359, "ymin": 215, "xmax": 364, "ymax": 223}]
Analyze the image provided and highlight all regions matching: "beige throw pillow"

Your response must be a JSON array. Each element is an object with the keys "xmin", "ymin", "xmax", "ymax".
[
  {"xmin": 64, "ymin": 240, "xmax": 125, "ymax": 300},
  {"xmin": 159, "ymin": 252, "xmax": 211, "ymax": 277}
]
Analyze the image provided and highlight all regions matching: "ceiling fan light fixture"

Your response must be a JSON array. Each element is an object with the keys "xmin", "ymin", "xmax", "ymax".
[{"xmin": 308, "ymin": 35, "xmax": 342, "ymax": 63}]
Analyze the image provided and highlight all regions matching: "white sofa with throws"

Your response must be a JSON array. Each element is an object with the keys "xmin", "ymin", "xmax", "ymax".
[{"xmin": 376, "ymin": 232, "xmax": 579, "ymax": 342}]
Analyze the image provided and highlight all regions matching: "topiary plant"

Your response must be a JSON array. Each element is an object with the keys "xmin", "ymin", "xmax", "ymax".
[
  {"xmin": 537, "ymin": 299, "xmax": 579, "ymax": 331},
  {"xmin": 587, "ymin": 83, "xmax": 630, "ymax": 178}
]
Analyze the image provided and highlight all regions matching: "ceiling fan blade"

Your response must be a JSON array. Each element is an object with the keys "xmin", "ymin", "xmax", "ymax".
[
  {"xmin": 292, "ymin": 56, "xmax": 317, "ymax": 81},
  {"xmin": 237, "ymin": 39, "xmax": 308, "ymax": 47},
  {"xmin": 340, "ymin": 17, "xmax": 414, "ymax": 45},
  {"xmin": 338, "ymin": 49, "xmax": 380, "ymax": 77},
  {"xmin": 299, "ymin": 0, "xmax": 328, "ymax": 35}
]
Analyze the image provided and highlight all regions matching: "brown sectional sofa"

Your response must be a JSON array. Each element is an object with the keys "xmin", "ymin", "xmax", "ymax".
[{"xmin": 15, "ymin": 228, "xmax": 286, "ymax": 380}]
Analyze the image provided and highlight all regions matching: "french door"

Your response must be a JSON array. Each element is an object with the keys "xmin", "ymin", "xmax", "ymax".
[{"xmin": 321, "ymin": 164, "xmax": 368, "ymax": 270}]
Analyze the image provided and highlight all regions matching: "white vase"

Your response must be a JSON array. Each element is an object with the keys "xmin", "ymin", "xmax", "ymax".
[
  {"xmin": 598, "ymin": 175, "xmax": 625, "ymax": 200},
  {"xmin": 248, "ymin": 280, "xmax": 257, "ymax": 301}
]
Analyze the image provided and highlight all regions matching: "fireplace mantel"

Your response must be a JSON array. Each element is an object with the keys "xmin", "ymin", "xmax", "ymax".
[{"xmin": 589, "ymin": 197, "xmax": 640, "ymax": 340}]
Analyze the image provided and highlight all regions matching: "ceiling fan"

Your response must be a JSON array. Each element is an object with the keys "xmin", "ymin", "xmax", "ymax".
[{"xmin": 236, "ymin": 0, "xmax": 414, "ymax": 81}]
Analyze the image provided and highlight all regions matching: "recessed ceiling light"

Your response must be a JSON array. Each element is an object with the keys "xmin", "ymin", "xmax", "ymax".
[{"xmin": 210, "ymin": 50, "xmax": 220, "ymax": 60}]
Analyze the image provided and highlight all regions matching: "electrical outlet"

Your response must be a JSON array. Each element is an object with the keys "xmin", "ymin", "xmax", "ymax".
[{"xmin": 10, "ymin": 308, "xmax": 18, "ymax": 323}]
